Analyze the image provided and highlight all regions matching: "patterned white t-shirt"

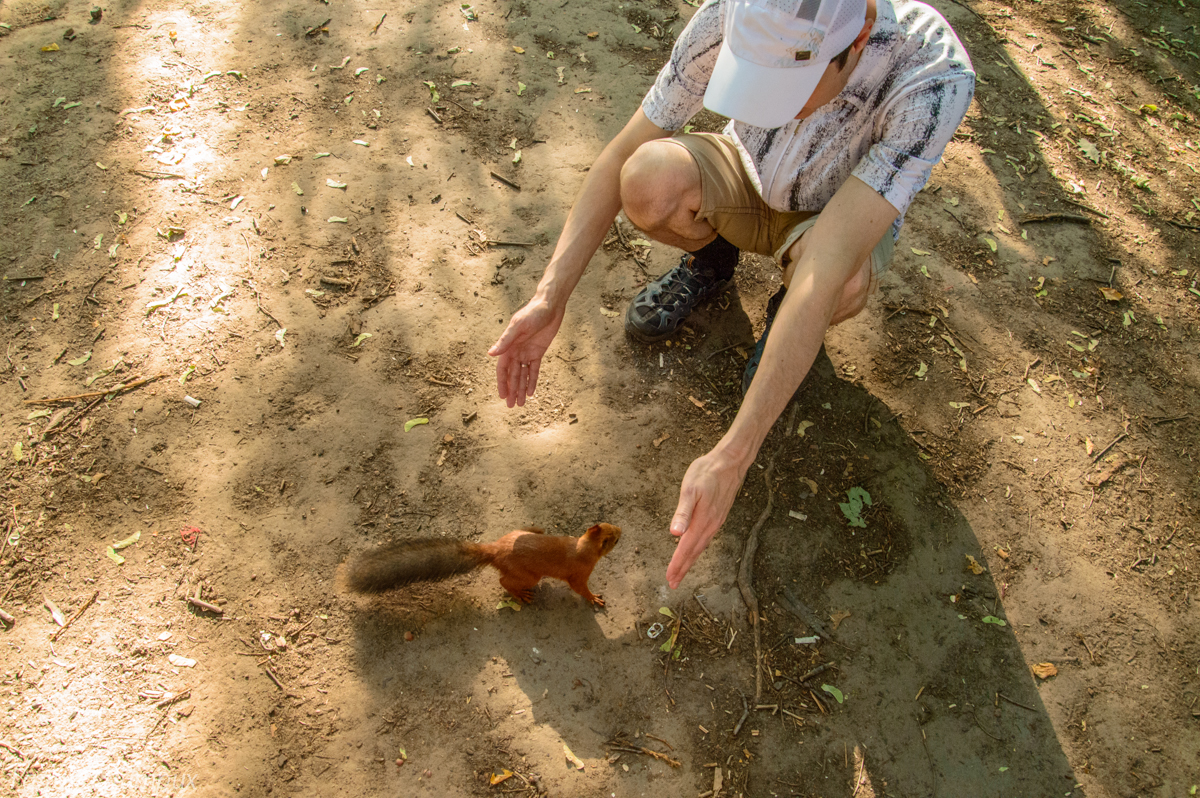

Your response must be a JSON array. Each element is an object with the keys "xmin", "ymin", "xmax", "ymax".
[{"xmin": 642, "ymin": 0, "xmax": 975, "ymax": 236}]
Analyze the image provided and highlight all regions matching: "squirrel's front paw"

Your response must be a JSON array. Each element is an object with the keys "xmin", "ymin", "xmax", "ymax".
[{"xmin": 588, "ymin": 594, "xmax": 606, "ymax": 608}]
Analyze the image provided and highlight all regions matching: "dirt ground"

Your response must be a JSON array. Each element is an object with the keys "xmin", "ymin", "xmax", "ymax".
[{"xmin": 1, "ymin": 0, "xmax": 1199, "ymax": 794}]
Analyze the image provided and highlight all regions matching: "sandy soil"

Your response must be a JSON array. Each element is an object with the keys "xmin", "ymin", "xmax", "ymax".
[{"xmin": 1, "ymin": 0, "xmax": 1198, "ymax": 795}]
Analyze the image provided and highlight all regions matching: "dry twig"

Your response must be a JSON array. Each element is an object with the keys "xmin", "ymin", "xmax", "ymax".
[
  {"xmin": 49, "ymin": 590, "xmax": 98, "ymax": 642},
  {"xmin": 737, "ymin": 403, "xmax": 798, "ymax": 702},
  {"xmin": 24, "ymin": 374, "xmax": 167, "ymax": 406},
  {"xmin": 605, "ymin": 738, "xmax": 681, "ymax": 768},
  {"xmin": 489, "ymin": 171, "xmax": 521, "ymax": 191}
]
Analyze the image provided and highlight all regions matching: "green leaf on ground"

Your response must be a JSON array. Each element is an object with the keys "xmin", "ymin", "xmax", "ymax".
[
  {"xmin": 111, "ymin": 530, "xmax": 141, "ymax": 550},
  {"xmin": 838, "ymin": 487, "xmax": 872, "ymax": 528}
]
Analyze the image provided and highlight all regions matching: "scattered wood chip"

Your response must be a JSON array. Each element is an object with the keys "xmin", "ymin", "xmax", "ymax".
[{"xmin": 1031, "ymin": 662, "xmax": 1058, "ymax": 679}]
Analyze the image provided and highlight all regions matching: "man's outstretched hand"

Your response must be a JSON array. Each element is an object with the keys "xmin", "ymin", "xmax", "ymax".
[
  {"xmin": 489, "ymin": 296, "xmax": 565, "ymax": 408},
  {"xmin": 665, "ymin": 448, "xmax": 748, "ymax": 588}
]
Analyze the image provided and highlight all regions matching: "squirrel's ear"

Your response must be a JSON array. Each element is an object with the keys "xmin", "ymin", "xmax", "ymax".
[{"xmin": 587, "ymin": 524, "xmax": 601, "ymax": 535}]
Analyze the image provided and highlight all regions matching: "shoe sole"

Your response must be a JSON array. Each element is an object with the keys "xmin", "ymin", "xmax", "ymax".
[{"xmin": 623, "ymin": 280, "xmax": 732, "ymax": 344}]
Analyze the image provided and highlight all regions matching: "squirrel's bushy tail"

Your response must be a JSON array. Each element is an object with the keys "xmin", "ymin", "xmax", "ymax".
[{"xmin": 345, "ymin": 539, "xmax": 490, "ymax": 593}]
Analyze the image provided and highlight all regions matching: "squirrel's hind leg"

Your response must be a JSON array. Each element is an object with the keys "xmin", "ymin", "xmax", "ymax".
[{"xmin": 500, "ymin": 574, "xmax": 538, "ymax": 604}]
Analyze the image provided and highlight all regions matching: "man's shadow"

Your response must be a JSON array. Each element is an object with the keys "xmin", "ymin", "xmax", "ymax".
[{"xmin": 693, "ymin": 346, "xmax": 1082, "ymax": 796}]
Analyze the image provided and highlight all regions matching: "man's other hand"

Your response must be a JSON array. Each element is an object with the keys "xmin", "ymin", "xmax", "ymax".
[
  {"xmin": 666, "ymin": 448, "xmax": 748, "ymax": 588},
  {"xmin": 488, "ymin": 296, "xmax": 565, "ymax": 408}
]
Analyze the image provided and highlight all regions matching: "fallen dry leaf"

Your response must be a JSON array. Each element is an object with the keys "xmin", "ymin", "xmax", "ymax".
[
  {"xmin": 652, "ymin": 432, "xmax": 670, "ymax": 448},
  {"xmin": 1031, "ymin": 662, "xmax": 1058, "ymax": 680},
  {"xmin": 829, "ymin": 610, "xmax": 851, "ymax": 631},
  {"xmin": 1085, "ymin": 455, "xmax": 1131, "ymax": 487},
  {"xmin": 965, "ymin": 554, "xmax": 986, "ymax": 575},
  {"xmin": 563, "ymin": 742, "xmax": 585, "ymax": 770},
  {"xmin": 1099, "ymin": 286, "xmax": 1123, "ymax": 302},
  {"xmin": 996, "ymin": 548, "xmax": 1010, "ymax": 560}
]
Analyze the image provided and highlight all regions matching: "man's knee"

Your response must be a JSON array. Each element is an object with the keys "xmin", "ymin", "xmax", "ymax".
[
  {"xmin": 829, "ymin": 258, "xmax": 874, "ymax": 325},
  {"xmin": 619, "ymin": 140, "xmax": 700, "ymax": 232},
  {"xmin": 783, "ymin": 229, "xmax": 873, "ymax": 325}
]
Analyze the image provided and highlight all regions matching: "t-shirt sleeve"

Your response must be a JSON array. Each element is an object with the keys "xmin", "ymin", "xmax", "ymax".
[
  {"xmin": 852, "ymin": 68, "xmax": 974, "ymax": 218},
  {"xmin": 641, "ymin": 0, "xmax": 724, "ymax": 132}
]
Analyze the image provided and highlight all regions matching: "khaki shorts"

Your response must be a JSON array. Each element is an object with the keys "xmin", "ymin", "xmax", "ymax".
[{"xmin": 668, "ymin": 133, "xmax": 893, "ymax": 279}]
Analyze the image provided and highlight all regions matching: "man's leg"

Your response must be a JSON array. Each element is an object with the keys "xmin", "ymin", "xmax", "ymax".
[
  {"xmin": 619, "ymin": 134, "xmax": 792, "ymax": 343},
  {"xmin": 619, "ymin": 138, "xmax": 716, "ymax": 251},
  {"xmin": 781, "ymin": 228, "xmax": 877, "ymax": 326},
  {"xmin": 620, "ymin": 138, "xmax": 743, "ymax": 342},
  {"xmin": 741, "ymin": 219, "xmax": 892, "ymax": 394}
]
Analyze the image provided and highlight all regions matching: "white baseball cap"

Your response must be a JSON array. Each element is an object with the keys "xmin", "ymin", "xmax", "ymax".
[{"xmin": 703, "ymin": 0, "xmax": 868, "ymax": 128}]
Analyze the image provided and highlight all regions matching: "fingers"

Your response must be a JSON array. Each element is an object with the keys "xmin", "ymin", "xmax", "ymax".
[
  {"xmin": 504, "ymin": 357, "xmax": 522, "ymax": 408},
  {"xmin": 495, "ymin": 357, "xmax": 509, "ymax": 402},
  {"xmin": 495, "ymin": 354, "xmax": 541, "ymax": 408},
  {"xmin": 670, "ymin": 468, "xmax": 701, "ymax": 536},
  {"xmin": 527, "ymin": 359, "xmax": 541, "ymax": 398},
  {"xmin": 666, "ymin": 530, "xmax": 705, "ymax": 589},
  {"xmin": 666, "ymin": 490, "xmax": 698, "ymax": 587},
  {"xmin": 670, "ymin": 507, "xmax": 691, "ymax": 537},
  {"xmin": 517, "ymin": 361, "xmax": 530, "ymax": 406}
]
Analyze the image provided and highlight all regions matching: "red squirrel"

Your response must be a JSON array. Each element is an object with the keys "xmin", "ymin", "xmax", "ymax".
[{"xmin": 344, "ymin": 523, "xmax": 621, "ymax": 607}]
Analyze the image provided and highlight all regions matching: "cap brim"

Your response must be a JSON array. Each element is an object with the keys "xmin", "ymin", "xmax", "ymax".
[{"xmin": 703, "ymin": 42, "xmax": 824, "ymax": 129}]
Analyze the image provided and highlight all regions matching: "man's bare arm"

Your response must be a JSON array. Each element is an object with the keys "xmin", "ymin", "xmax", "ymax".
[
  {"xmin": 532, "ymin": 109, "xmax": 670, "ymax": 312},
  {"xmin": 489, "ymin": 109, "xmax": 671, "ymax": 406},
  {"xmin": 666, "ymin": 176, "xmax": 900, "ymax": 587}
]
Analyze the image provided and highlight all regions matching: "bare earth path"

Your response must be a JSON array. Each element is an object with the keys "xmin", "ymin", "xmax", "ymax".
[{"xmin": 1, "ymin": 0, "xmax": 1198, "ymax": 795}]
